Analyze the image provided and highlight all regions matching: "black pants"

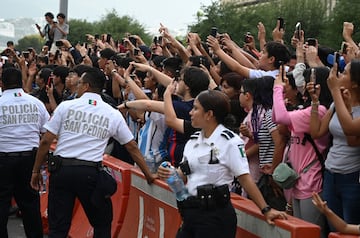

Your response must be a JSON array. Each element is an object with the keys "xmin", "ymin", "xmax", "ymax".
[
  {"xmin": 0, "ymin": 154, "xmax": 43, "ymax": 238},
  {"xmin": 48, "ymin": 166, "xmax": 112, "ymax": 238},
  {"xmin": 176, "ymin": 203, "xmax": 237, "ymax": 238}
]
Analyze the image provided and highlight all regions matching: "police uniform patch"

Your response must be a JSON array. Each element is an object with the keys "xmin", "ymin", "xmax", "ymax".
[{"xmin": 238, "ymin": 144, "xmax": 245, "ymax": 157}]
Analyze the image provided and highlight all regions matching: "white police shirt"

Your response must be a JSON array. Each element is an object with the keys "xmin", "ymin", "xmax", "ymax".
[
  {"xmin": 45, "ymin": 92, "xmax": 133, "ymax": 162},
  {"xmin": 183, "ymin": 124, "xmax": 250, "ymax": 196},
  {"xmin": 0, "ymin": 88, "xmax": 50, "ymax": 152}
]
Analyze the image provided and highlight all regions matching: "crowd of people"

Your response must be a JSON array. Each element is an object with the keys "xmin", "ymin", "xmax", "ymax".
[{"xmin": 0, "ymin": 10, "xmax": 360, "ymax": 237}]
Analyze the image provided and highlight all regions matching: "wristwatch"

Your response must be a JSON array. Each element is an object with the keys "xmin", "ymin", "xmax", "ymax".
[{"xmin": 261, "ymin": 205, "xmax": 271, "ymax": 214}]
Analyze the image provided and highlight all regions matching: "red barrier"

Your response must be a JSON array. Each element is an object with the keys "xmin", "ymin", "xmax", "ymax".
[
  {"xmin": 118, "ymin": 167, "xmax": 182, "ymax": 238},
  {"xmin": 231, "ymin": 193, "xmax": 321, "ymax": 238},
  {"xmin": 328, "ymin": 233, "xmax": 359, "ymax": 238},
  {"xmin": 67, "ymin": 155, "xmax": 132, "ymax": 238}
]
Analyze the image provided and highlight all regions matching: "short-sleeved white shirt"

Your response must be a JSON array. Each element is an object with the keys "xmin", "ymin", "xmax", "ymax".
[
  {"xmin": 183, "ymin": 124, "xmax": 249, "ymax": 196},
  {"xmin": 45, "ymin": 92, "xmax": 133, "ymax": 162},
  {"xmin": 0, "ymin": 88, "xmax": 50, "ymax": 152}
]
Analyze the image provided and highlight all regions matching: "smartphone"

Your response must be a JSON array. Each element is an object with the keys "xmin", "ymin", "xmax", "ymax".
[
  {"xmin": 278, "ymin": 17, "xmax": 285, "ymax": 30},
  {"xmin": 334, "ymin": 51, "xmax": 341, "ymax": 76},
  {"xmin": 210, "ymin": 27, "xmax": 218, "ymax": 37},
  {"xmin": 307, "ymin": 38, "xmax": 317, "ymax": 46},
  {"xmin": 279, "ymin": 61, "xmax": 285, "ymax": 82},
  {"xmin": 174, "ymin": 70, "xmax": 180, "ymax": 81},
  {"xmin": 47, "ymin": 75, "xmax": 53, "ymax": 87},
  {"xmin": 106, "ymin": 34, "xmax": 112, "ymax": 43},
  {"xmin": 94, "ymin": 34, "xmax": 99, "ymax": 40},
  {"xmin": 295, "ymin": 22, "xmax": 301, "ymax": 39},
  {"xmin": 340, "ymin": 41, "xmax": 348, "ymax": 54},
  {"xmin": 244, "ymin": 32, "xmax": 252, "ymax": 43},
  {"xmin": 54, "ymin": 50, "xmax": 60, "ymax": 60},
  {"xmin": 310, "ymin": 68, "xmax": 316, "ymax": 83},
  {"xmin": 22, "ymin": 51, "xmax": 30, "ymax": 58},
  {"xmin": 55, "ymin": 40, "xmax": 63, "ymax": 47},
  {"xmin": 153, "ymin": 36, "xmax": 158, "ymax": 45},
  {"xmin": 133, "ymin": 48, "xmax": 139, "ymax": 56},
  {"xmin": 158, "ymin": 36, "xmax": 163, "ymax": 45},
  {"xmin": 129, "ymin": 36, "xmax": 137, "ymax": 46}
]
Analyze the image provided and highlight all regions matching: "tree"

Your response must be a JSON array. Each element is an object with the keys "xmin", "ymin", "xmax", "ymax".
[
  {"xmin": 68, "ymin": 9, "xmax": 152, "ymax": 46},
  {"xmin": 321, "ymin": 0, "xmax": 360, "ymax": 49},
  {"xmin": 16, "ymin": 35, "xmax": 44, "ymax": 52},
  {"xmin": 189, "ymin": 0, "xmax": 331, "ymax": 49}
]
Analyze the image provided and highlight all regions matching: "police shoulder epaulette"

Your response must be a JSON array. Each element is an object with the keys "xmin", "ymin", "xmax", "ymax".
[
  {"xmin": 221, "ymin": 130, "xmax": 235, "ymax": 140},
  {"xmin": 190, "ymin": 131, "xmax": 201, "ymax": 140}
]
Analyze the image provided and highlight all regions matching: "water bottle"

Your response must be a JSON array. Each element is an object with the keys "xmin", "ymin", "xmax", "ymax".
[
  {"xmin": 145, "ymin": 155, "xmax": 157, "ymax": 174},
  {"xmin": 40, "ymin": 165, "xmax": 47, "ymax": 194},
  {"xmin": 161, "ymin": 162, "xmax": 189, "ymax": 201}
]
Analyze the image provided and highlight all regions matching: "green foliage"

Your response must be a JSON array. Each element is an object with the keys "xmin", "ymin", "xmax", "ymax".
[
  {"xmin": 68, "ymin": 9, "xmax": 151, "ymax": 46},
  {"xmin": 16, "ymin": 35, "xmax": 44, "ymax": 52},
  {"xmin": 16, "ymin": 9, "xmax": 152, "ymax": 51},
  {"xmin": 189, "ymin": 0, "xmax": 358, "ymax": 50}
]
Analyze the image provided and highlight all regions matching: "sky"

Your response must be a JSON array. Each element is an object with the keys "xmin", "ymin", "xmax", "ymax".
[{"xmin": 0, "ymin": 0, "xmax": 215, "ymax": 34}]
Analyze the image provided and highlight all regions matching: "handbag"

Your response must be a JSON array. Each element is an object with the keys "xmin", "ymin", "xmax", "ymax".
[
  {"xmin": 273, "ymin": 133, "xmax": 325, "ymax": 189},
  {"xmin": 272, "ymin": 162, "xmax": 299, "ymax": 189}
]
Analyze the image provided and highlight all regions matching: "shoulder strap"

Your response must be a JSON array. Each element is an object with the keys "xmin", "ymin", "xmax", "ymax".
[{"xmin": 302, "ymin": 133, "xmax": 325, "ymax": 169}]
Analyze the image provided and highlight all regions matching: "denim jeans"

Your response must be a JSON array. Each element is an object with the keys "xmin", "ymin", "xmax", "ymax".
[{"xmin": 323, "ymin": 169, "xmax": 360, "ymax": 230}]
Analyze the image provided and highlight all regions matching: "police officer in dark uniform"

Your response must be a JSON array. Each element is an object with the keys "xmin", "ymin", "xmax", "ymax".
[
  {"xmin": 30, "ymin": 67, "xmax": 156, "ymax": 238},
  {"xmin": 158, "ymin": 90, "xmax": 287, "ymax": 238},
  {"xmin": 0, "ymin": 67, "xmax": 50, "ymax": 238}
]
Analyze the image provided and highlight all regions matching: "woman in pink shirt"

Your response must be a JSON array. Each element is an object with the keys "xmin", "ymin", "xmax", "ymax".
[{"xmin": 272, "ymin": 67, "xmax": 332, "ymax": 238}]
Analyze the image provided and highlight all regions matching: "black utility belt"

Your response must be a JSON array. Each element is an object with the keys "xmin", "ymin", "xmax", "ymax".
[
  {"xmin": 61, "ymin": 157, "xmax": 102, "ymax": 168},
  {"xmin": 0, "ymin": 148, "xmax": 37, "ymax": 158},
  {"xmin": 177, "ymin": 184, "xmax": 230, "ymax": 211},
  {"xmin": 48, "ymin": 154, "xmax": 102, "ymax": 172}
]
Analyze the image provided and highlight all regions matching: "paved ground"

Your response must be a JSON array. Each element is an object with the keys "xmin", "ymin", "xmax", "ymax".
[{"xmin": 8, "ymin": 214, "xmax": 48, "ymax": 238}]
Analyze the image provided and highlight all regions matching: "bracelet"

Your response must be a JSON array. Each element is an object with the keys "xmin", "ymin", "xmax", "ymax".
[
  {"xmin": 311, "ymin": 109, "xmax": 318, "ymax": 113},
  {"xmin": 32, "ymin": 170, "xmax": 40, "ymax": 174},
  {"xmin": 311, "ymin": 101, "xmax": 319, "ymax": 106},
  {"xmin": 124, "ymin": 101, "xmax": 130, "ymax": 109},
  {"xmin": 261, "ymin": 205, "xmax": 271, "ymax": 214}
]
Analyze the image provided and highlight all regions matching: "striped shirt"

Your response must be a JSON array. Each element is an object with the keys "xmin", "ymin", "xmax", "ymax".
[{"xmin": 258, "ymin": 109, "xmax": 277, "ymax": 166}]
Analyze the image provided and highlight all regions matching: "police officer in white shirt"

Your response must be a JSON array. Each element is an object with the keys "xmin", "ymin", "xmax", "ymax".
[
  {"xmin": 0, "ymin": 67, "xmax": 50, "ymax": 238},
  {"xmin": 30, "ymin": 67, "xmax": 156, "ymax": 238},
  {"xmin": 158, "ymin": 90, "xmax": 287, "ymax": 238}
]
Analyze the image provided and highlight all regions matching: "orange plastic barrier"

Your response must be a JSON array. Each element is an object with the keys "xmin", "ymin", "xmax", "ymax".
[
  {"xmin": 231, "ymin": 193, "xmax": 321, "ymax": 238},
  {"xmin": 328, "ymin": 233, "xmax": 359, "ymax": 238},
  {"xmin": 67, "ymin": 155, "xmax": 132, "ymax": 238},
  {"xmin": 118, "ymin": 167, "xmax": 182, "ymax": 238}
]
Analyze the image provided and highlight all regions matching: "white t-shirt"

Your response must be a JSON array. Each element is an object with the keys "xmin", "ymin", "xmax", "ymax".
[
  {"xmin": 45, "ymin": 92, "xmax": 133, "ymax": 162},
  {"xmin": 0, "ymin": 88, "xmax": 50, "ymax": 152}
]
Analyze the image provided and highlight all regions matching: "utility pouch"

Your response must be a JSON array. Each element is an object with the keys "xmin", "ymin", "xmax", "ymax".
[
  {"xmin": 48, "ymin": 153, "xmax": 62, "ymax": 172},
  {"xmin": 197, "ymin": 184, "xmax": 216, "ymax": 210},
  {"xmin": 179, "ymin": 160, "xmax": 191, "ymax": 175},
  {"xmin": 214, "ymin": 184, "xmax": 230, "ymax": 207}
]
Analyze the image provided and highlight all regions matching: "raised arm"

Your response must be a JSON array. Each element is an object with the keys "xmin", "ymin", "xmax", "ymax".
[
  {"xmin": 272, "ymin": 70, "xmax": 292, "ymax": 125},
  {"xmin": 207, "ymin": 35, "xmax": 250, "ymax": 78},
  {"xmin": 164, "ymin": 81, "xmax": 185, "ymax": 133}
]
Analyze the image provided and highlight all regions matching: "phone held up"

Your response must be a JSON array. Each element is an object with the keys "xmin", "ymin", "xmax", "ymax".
[
  {"xmin": 307, "ymin": 38, "xmax": 317, "ymax": 47},
  {"xmin": 334, "ymin": 51, "xmax": 341, "ymax": 76},
  {"xmin": 278, "ymin": 17, "xmax": 285, "ymax": 30},
  {"xmin": 210, "ymin": 27, "xmax": 218, "ymax": 38},
  {"xmin": 340, "ymin": 41, "xmax": 348, "ymax": 55},
  {"xmin": 295, "ymin": 22, "xmax": 301, "ymax": 39}
]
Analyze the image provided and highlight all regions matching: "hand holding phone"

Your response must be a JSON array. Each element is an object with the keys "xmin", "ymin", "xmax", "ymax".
[{"xmin": 310, "ymin": 68, "xmax": 316, "ymax": 84}]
